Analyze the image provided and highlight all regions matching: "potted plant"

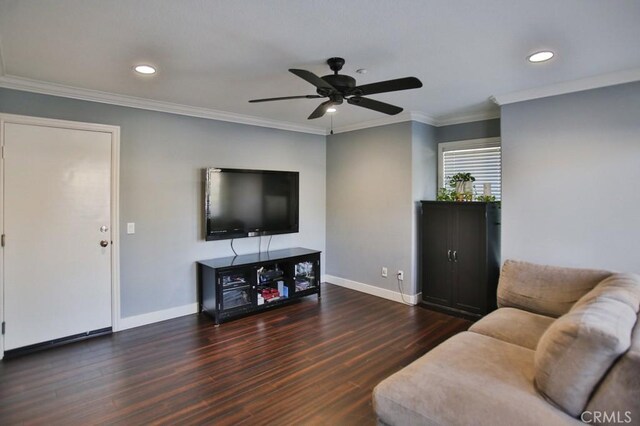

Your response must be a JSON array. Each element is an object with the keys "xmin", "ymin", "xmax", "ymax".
[
  {"xmin": 436, "ymin": 187, "xmax": 456, "ymax": 201},
  {"xmin": 448, "ymin": 172, "xmax": 475, "ymax": 201}
]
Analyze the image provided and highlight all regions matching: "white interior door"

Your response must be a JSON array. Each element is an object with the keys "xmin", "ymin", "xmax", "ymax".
[{"xmin": 3, "ymin": 122, "xmax": 113, "ymax": 351}]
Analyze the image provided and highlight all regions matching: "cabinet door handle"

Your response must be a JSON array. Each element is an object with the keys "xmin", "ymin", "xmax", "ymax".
[
  {"xmin": 447, "ymin": 250, "xmax": 452, "ymax": 262},
  {"xmin": 453, "ymin": 250, "xmax": 458, "ymax": 262}
]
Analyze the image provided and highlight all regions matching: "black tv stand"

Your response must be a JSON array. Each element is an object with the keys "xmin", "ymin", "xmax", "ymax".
[{"xmin": 197, "ymin": 247, "xmax": 321, "ymax": 324}]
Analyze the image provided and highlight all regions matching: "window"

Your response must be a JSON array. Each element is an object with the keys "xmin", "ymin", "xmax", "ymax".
[{"xmin": 438, "ymin": 138, "xmax": 501, "ymax": 200}]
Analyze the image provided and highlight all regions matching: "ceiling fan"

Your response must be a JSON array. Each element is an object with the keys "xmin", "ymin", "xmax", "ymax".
[{"xmin": 249, "ymin": 57, "xmax": 423, "ymax": 120}]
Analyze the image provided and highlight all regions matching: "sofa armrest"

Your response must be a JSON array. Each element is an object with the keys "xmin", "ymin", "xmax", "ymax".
[{"xmin": 496, "ymin": 260, "xmax": 611, "ymax": 318}]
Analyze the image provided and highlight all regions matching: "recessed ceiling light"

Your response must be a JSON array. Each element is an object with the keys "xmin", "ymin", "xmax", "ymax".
[
  {"xmin": 326, "ymin": 107, "xmax": 337, "ymax": 113},
  {"xmin": 134, "ymin": 64, "xmax": 156, "ymax": 75},
  {"xmin": 527, "ymin": 51, "xmax": 554, "ymax": 63}
]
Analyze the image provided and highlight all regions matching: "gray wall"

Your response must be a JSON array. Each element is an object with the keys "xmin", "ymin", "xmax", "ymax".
[
  {"xmin": 502, "ymin": 81, "xmax": 640, "ymax": 273},
  {"xmin": 326, "ymin": 121, "xmax": 437, "ymax": 295},
  {"xmin": 412, "ymin": 121, "xmax": 439, "ymax": 201},
  {"xmin": 436, "ymin": 118, "xmax": 500, "ymax": 143},
  {"xmin": 411, "ymin": 122, "xmax": 438, "ymax": 294},
  {"xmin": 326, "ymin": 123, "xmax": 413, "ymax": 292},
  {"xmin": 0, "ymin": 88, "xmax": 326, "ymax": 317}
]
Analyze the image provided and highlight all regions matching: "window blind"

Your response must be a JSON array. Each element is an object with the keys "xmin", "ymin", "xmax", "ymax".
[{"xmin": 440, "ymin": 140, "xmax": 501, "ymax": 200}]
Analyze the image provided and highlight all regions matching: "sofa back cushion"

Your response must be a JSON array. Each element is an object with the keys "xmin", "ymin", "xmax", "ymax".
[
  {"xmin": 534, "ymin": 273, "xmax": 640, "ymax": 417},
  {"xmin": 572, "ymin": 273, "xmax": 640, "ymax": 312},
  {"xmin": 497, "ymin": 260, "xmax": 611, "ymax": 318},
  {"xmin": 585, "ymin": 313, "xmax": 640, "ymax": 423}
]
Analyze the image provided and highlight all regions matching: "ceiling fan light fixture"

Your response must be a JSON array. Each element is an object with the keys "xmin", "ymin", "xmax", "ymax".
[
  {"xmin": 527, "ymin": 51, "xmax": 554, "ymax": 63},
  {"xmin": 249, "ymin": 57, "xmax": 422, "ymax": 119},
  {"xmin": 134, "ymin": 64, "xmax": 156, "ymax": 75}
]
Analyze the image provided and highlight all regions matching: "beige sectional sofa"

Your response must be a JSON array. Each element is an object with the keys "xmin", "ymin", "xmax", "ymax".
[{"xmin": 373, "ymin": 260, "xmax": 640, "ymax": 425}]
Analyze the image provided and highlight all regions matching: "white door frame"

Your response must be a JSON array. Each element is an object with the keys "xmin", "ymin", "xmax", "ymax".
[{"xmin": 0, "ymin": 113, "xmax": 121, "ymax": 358}]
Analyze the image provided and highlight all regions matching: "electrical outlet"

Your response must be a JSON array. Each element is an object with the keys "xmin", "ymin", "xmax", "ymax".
[
  {"xmin": 397, "ymin": 270, "xmax": 404, "ymax": 281},
  {"xmin": 381, "ymin": 267, "xmax": 388, "ymax": 278}
]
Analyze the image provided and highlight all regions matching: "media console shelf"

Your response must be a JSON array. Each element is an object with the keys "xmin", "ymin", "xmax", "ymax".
[{"xmin": 197, "ymin": 247, "xmax": 321, "ymax": 324}]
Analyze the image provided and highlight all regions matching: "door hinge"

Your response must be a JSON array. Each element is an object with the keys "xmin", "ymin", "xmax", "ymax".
[
  {"xmin": 1, "ymin": 146, "xmax": 4, "ymax": 159},
  {"xmin": 1, "ymin": 234, "xmax": 4, "ymax": 247},
  {"xmin": 1, "ymin": 322, "xmax": 5, "ymax": 335}
]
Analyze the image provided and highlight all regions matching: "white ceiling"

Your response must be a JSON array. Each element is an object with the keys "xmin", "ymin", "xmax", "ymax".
[{"xmin": 1, "ymin": 0, "xmax": 639, "ymax": 133}]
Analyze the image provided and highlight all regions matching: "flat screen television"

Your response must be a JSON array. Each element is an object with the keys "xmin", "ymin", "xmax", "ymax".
[{"xmin": 204, "ymin": 168, "xmax": 299, "ymax": 241}]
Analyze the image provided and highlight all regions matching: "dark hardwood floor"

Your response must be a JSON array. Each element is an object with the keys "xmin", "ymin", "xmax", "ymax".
[{"xmin": 0, "ymin": 283, "xmax": 471, "ymax": 425}]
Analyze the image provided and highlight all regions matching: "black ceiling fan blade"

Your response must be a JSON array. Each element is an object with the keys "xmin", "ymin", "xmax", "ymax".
[
  {"xmin": 289, "ymin": 69, "xmax": 337, "ymax": 91},
  {"xmin": 354, "ymin": 77, "xmax": 422, "ymax": 96},
  {"xmin": 249, "ymin": 95, "xmax": 323, "ymax": 103},
  {"xmin": 347, "ymin": 96, "xmax": 403, "ymax": 115},
  {"xmin": 308, "ymin": 100, "xmax": 336, "ymax": 120}
]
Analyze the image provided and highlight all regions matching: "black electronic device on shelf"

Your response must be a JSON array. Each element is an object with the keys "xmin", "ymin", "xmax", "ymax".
[
  {"xmin": 257, "ymin": 267, "xmax": 284, "ymax": 284},
  {"xmin": 197, "ymin": 247, "xmax": 321, "ymax": 324}
]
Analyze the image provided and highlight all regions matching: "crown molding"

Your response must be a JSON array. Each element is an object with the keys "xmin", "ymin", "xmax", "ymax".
[
  {"xmin": 2, "ymin": 63, "xmax": 637, "ymax": 135},
  {"xmin": 433, "ymin": 110, "xmax": 500, "ymax": 126},
  {"xmin": 330, "ymin": 112, "xmax": 411, "ymax": 134},
  {"xmin": 410, "ymin": 111, "xmax": 438, "ymax": 127},
  {"xmin": 491, "ymin": 67, "xmax": 640, "ymax": 106},
  {"xmin": 0, "ymin": 74, "xmax": 327, "ymax": 135},
  {"xmin": 331, "ymin": 111, "xmax": 437, "ymax": 134},
  {"xmin": 330, "ymin": 109, "xmax": 504, "ymax": 134},
  {"xmin": 0, "ymin": 73, "xmax": 506, "ymax": 136}
]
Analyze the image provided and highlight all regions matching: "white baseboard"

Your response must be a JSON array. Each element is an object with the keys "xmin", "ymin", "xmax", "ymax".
[
  {"xmin": 118, "ymin": 303, "xmax": 199, "ymax": 331},
  {"xmin": 323, "ymin": 274, "xmax": 421, "ymax": 305},
  {"xmin": 116, "ymin": 275, "xmax": 421, "ymax": 332}
]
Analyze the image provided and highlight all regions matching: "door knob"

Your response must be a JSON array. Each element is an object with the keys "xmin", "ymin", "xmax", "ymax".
[
  {"xmin": 100, "ymin": 240, "xmax": 109, "ymax": 247},
  {"xmin": 100, "ymin": 225, "xmax": 109, "ymax": 233}
]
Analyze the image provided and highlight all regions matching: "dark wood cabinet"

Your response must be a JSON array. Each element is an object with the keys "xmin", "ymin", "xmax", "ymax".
[
  {"xmin": 420, "ymin": 201, "xmax": 500, "ymax": 318},
  {"xmin": 198, "ymin": 247, "xmax": 321, "ymax": 324}
]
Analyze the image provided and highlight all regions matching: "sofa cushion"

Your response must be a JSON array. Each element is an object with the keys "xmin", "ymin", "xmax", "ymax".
[
  {"xmin": 373, "ymin": 332, "xmax": 580, "ymax": 426},
  {"xmin": 497, "ymin": 260, "xmax": 611, "ymax": 318},
  {"xmin": 469, "ymin": 307, "xmax": 555, "ymax": 350},
  {"xmin": 585, "ymin": 314, "xmax": 640, "ymax": 424},
  {"xmin": 535, "ymin": 295, "xmax": 637, "ymax": 417},
  {"xmin": 572, "ymin": 273, "xmax": 640, "ymax": 312}
]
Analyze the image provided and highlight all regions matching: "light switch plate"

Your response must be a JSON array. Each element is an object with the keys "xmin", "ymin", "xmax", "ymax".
[{"xmin": 127, "ymin": 223, "xmax": 135, "ymax": 234}]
